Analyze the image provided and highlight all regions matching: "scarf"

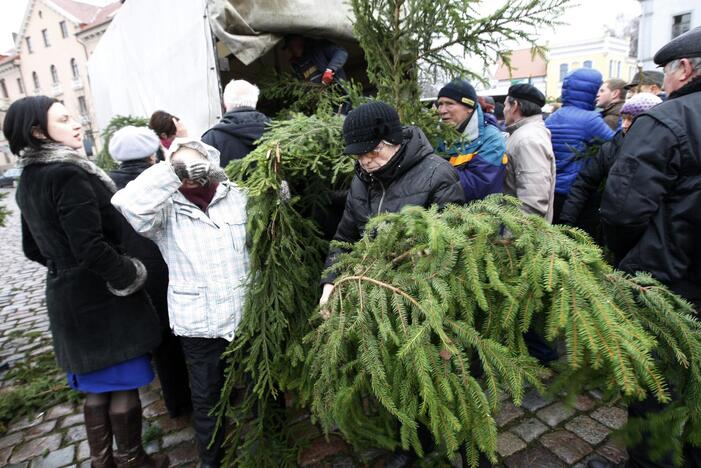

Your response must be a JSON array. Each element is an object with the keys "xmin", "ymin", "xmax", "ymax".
[
  {"xmin": 179, "ymin": 181, "xmax": 219, "ymax": 211},
  {"xmin": 19, "ymin": 143, "xmax": 117, "ymax": 193}
]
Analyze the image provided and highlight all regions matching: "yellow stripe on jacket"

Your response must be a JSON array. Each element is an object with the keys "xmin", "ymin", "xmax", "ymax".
[{"xmin": 449, "ymin": 153, "xmax": 476, "ymax": 167}]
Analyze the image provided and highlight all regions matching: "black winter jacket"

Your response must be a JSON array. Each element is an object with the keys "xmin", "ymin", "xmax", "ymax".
[
  {"xmin": 109, "ymin": 159, "xmax": 170, "ymax": 328},
  {"xmin": 17, "ymin": 161, "xmax": 161, "ymax": 374},
  {"xmin": 601, "ymin": 77, "xmax": 701, "ymax": 306},
  {"xmin": 323, "ymin": 126, "xmax": 465, "ymax": 283},
  {"xmin": 201, "ymin": 108, "xmax": 270, "ymax": 169},
  {"xmin": 559, "ymin": 130, "xmax": 625, "ymax": 241}
]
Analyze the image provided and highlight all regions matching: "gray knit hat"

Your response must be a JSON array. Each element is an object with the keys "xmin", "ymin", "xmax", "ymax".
[{"xmin": 109, "ymin": 126, "xmax": 160, "ymax": 162}]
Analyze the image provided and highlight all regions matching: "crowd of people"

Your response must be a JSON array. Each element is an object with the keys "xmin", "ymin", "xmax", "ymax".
[{"xmin": 1, "ymin": 25, "xmax": 700, "ymax": 468}]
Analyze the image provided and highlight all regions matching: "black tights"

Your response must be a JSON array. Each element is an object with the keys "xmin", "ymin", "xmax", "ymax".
[{"xmin": 85, "ymin": 389, "xmax": 141, "ymax": 414}]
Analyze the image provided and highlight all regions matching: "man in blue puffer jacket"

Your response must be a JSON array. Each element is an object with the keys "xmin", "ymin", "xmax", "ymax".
[
  {"xmin": 545, "ymin": 68, "xmax": 614, "ymax": 222},
  {"xmin": 437, "ymin": 79, "xmax": 507, "ymax": 202}
]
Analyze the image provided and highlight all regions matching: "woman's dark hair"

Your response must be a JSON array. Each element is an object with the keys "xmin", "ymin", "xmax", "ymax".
[
  {"xmin": 3, "ymin": 95, "xmax": 58, "ymax": 155},
  {"xmin": 148, "ymin": 110, "xmax": 178, "ymax": 138}
]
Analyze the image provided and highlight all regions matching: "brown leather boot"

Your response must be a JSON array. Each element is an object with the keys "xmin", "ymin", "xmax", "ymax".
[
  {"xmin": 84, "ymin": 397, "xmax": 116, "ymax": 468},
  {"xmin": 110, "ymin": 400, "xmax": 169, "ymax": 468}
]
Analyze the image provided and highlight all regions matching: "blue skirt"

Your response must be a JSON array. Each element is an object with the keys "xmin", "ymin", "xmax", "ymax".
[{"xmin": 67, "ymin": 354, "xmax": 154, "ymax": 393}]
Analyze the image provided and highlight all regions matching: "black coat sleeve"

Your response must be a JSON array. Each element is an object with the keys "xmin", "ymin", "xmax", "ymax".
[
  {"xmin": 429, "ymin": 161, "xmax": 466, "ymax": 208},
  {"xmin": 560, "ymin": 138, "xmax": 616, "ymax": 225},
  {"xmin": 55, "ymin": 167, "xmax": 138, "ymax": 289},
  {"xmin": 600, "ymin": 116, "xmax": 679, "ymax": 262},
  {"xmin": 322, "ymin": 43, "xmax": 348, "ymax": 72},
  {"xmin": 321, "ymin": 186, "xmax": 361, "ymax": 284},
  {"xmin": 21, "ymin": 215, "xmax": 47, "ymax": 266}
]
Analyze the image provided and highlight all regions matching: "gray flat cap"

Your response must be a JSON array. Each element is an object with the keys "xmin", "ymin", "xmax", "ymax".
[
  {"xmin": 624, "ymin": 70, "xmax": 664, "ymax": 90},
  {"xmin": 654, "ymin": 26, "xmax": 701, "ymax": 66}
]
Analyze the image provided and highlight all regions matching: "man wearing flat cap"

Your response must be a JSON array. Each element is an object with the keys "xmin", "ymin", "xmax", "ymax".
[
  {"xmin": 503, "ymin": 84, "xmax": 555, "ymax": 222},
  {"xmin": 591, "ymin": 24, "xmax": 701, "ymax": 468},
  {"xmin": 624, "ymin": 70, "xmax": 666, "ymax": 100}
]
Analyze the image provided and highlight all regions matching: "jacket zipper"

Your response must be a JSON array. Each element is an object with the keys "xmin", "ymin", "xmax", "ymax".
[{"xmin": 377, "ymin": 179, "xmax": 386, "ymax": 215}]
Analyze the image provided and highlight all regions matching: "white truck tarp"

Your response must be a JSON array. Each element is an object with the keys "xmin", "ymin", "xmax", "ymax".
[
  {"xmin": 208, "ymin": 0, "xmax": 354, "ymax": 65},
  {"xmin": 89, "ymin": 0, "xmax": 221, "ymax": 137},
  {"xmin": 89, "ymin": 0, "xmax": 355, "ymax": 136}
]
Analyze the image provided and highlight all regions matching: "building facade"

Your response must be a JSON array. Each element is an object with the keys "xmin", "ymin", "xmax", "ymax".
[
  {"xmin": 545, "ymin": 35, "xmax": 637, "ymax": 101},
  {"xmin": 0, "ymin": 0, "xmax": 120, "ymax": 168},
  {"xmin": 0, "ymin": 53, "xmax": 26, "ymax": 168},
  {"xmin": 638, "ymin": 0, "xmax": 699, "ymax": 69},
  {"xmin": 483, "ymin": 48, "xmax": 548, "ymax": 100}
]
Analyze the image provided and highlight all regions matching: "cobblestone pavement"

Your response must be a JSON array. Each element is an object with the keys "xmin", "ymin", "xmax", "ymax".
[{"xmin": 0, "ymin": 187, "xmax": 629, "ymax": 467}]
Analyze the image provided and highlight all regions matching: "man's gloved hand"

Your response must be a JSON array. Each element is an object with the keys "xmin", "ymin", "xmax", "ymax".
[
  {"xmin": 321, "ymin": 68, "xmax": 334, "ymax": 85},
  {"xmin": 186, "ymin": 160, "xmax": 210, "ymax": 185},
  {"xmin": 172, "ymin": 159, "xmax": 211, "ymax": 185}
]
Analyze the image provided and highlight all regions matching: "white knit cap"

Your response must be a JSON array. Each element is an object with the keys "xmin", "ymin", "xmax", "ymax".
[
  {"xmin": 223, "ymin": 79, "xmax": 260, "ymax": 111},
  {"xmin": 109, "ymin": 126, "xmax": 160, "ymax": 162}
]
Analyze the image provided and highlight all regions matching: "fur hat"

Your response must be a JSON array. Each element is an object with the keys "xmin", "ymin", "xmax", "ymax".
[
  {"xmin": 109, "ymin": 126, "xmax": 160, "ymax": 162},
  {"xmin": 167, "ymin": 137, "xmax": 221, "ymax": 167}
]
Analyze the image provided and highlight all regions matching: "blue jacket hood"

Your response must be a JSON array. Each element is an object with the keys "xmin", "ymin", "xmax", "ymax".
[{"xmin": 561, "ymin": 68, "xmax": 603, "ymax": 111}]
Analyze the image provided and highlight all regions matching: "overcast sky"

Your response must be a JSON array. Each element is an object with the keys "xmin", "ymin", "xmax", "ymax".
[{"xmin": 0, "ymin": 0, "xmax": 640, "ymax": 54}]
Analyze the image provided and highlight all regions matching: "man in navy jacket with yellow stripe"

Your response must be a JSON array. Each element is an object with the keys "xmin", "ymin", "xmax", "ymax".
[{"xmin": 437, "ymin": 79, "xmax": 507, "ymax": 202}]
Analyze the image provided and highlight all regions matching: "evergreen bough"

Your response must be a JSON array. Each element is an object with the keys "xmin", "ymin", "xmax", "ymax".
[{"xmin": 305, "ymin": 198, "xmax": 701, "ymax": 465}]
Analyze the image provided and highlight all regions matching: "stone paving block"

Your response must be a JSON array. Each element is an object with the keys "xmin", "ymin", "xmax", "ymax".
[
  {"xmin": 6, "ymin": 462, "xmax": 30, "ymax": 468},
  {"xmin": 497, "ymin": 432, "xmax": 526, "ymax": 457},
  {"xmin": 597, "ymin": 439, "xmax": 628, "ymax": 464},
  {"xmin": 520, "ymin": 389, "xmax": 552, "ymax": 412},
  {"xmin": 143, "ymin": 400, "xmax": 167, "ymax": 418},
  {"xmin": 77, "ymin": 440, "xmax": 89, "ymax": 461},
  {"xmin": 504, "ymin": 444, "xmax": 566, "ymax": 468},
  {"xmin": 60, "ymin": 414, "xmax": 84, "ymax": 429},
  {"xmin": 161, "ymin": 427, "xmax": 196, "ymax": 449},
  {"xmin": 45, "ymin": 403, "xmax": 76, "ymax": 421},
  {"xmin": 166, "ymin": 441, "xmax": 199, "ymax": 466},
  {"xmin": 8, "ymin": 414, "xmax": 44, "ymax": 433},
  {"xmin": 157, "ymin": 414, "xmax": 191, "ymax": 433},
  {"xmin": 64, "ymin": 425, "xmax": 87, "ymax": 444},
  {"xmin": 511, "ymin": 417, "xmax": 548, "ymax": 443},
  {"xmin": 0, "ymin": 446, "xmax": 12, "ymax": 465},
  {"xmin": 565, "ymin": 415, "xmax": 610, "ymax": 445},
  {"xmin": 574, "ymin": 394, "xmax": 596, "ymax": 412},
  {"xmin": 0, "ymin": 431, "xmax": 24, "ymax": 450},
  {"xmin": 299, "ymin": 435, "xmax": 349, "ymax": 466},
  {"xmin": 540, "ymin": 430, "xmax": 593, "ymax": 465},
  {"xmin": 139, "ymin": 389, "xmax": 160, "ymax": 408},
  {"xmin": 495, "ymin": 401, "xmax": 524, "ymax": 428},
  {"xmin": 10, "ymin": 433, "xmax": 62, "ymax": 463},
  {"xmin": 537, "ymin": 402, "xmax": 576, "ymax": 427},
  {"xmin": 591, "ymin": 406, "xmax": 627, "ymax": 430},
  {"xmin": 25, "ymin": 420, "xmax": 57, "ymax": 440},
  {"xmin": 145, "ymin": 440, "xmax": 160, "ymax": 455},
  {"xmin": 30, "ymin": 445, "xmax": 75, "ymax": 468}
]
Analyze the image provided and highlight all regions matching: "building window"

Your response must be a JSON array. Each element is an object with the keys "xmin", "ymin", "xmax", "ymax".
[
  {"xmin": 25, "ymin": 37, "xmax": 33, "ymax": 54},
  {"xmin": 617, "ymin": 61, "xmax": 621, "ymax": 78},
  {"xmin": 78, "ymin": 96, "xmax": 88, "ymax": 116},
  {"xmin": 0, "ymin": 80, "xmax": 8, "ymax": 99},
  {"xmin": 60, "ymin": 21, "xmax": 68, "ymax": 38},
  {"xmin": 70, "ymin": 58, "xmax": 80, "ymax": 79},
  {"xmin": 559, "ymin": 63, "xmax": 568, "ymax": 82},
  {"xmin": 32, "ymin": 71, "xmax": 40, "ymax": 91},
  {"xmin": 38, "ymin": 10, "xmax": 43, "ymax": 18},
  {"xmin": 672, "ymin": 13, "xmax": 691, "ymax": 38},
  {"xmin": 42, "ymin": 29, "xmax": 50, "ymax": 47},
  {"xmin": 17, "ymin": 78, "xmax": 24, "ymax": 94},
  {"xmin": 583, "ymin": 60, "xmax": 593, "ymax": 69},
  {"xmin": 50, "ymin": 65, "xmax": 59, "ymax": 85}
]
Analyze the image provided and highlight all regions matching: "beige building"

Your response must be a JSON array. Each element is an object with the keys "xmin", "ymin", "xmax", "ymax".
[
  {"xmin": 0, "ymin": 0, "xmax": 121, "ymax": 167},
  {"xmin": 0, "ymin": 52, "xmax": 26, "ymax": 167}
]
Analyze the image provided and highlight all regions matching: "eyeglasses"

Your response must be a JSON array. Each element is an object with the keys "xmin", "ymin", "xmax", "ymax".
[{"xmin": 350, "ymin": 141, "xmax": 385, "ymax": 159}]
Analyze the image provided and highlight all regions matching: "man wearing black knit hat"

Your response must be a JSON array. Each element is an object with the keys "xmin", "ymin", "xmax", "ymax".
[
  {"xmin": 503, "ymin": 84, "xmax": 555, "ymax": 222},
  {"xmin": 436, "ymin": 78, "xmax": 507, "ymax": 202},
  {"xmin": 319, "ymin": 100, "xmax": 464, "ymax": 305}
]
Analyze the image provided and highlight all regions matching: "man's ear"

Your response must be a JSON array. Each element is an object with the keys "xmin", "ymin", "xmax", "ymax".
[{"xmin": 31, "ymin": 126, "xmax": 47, "ymax": 140}]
